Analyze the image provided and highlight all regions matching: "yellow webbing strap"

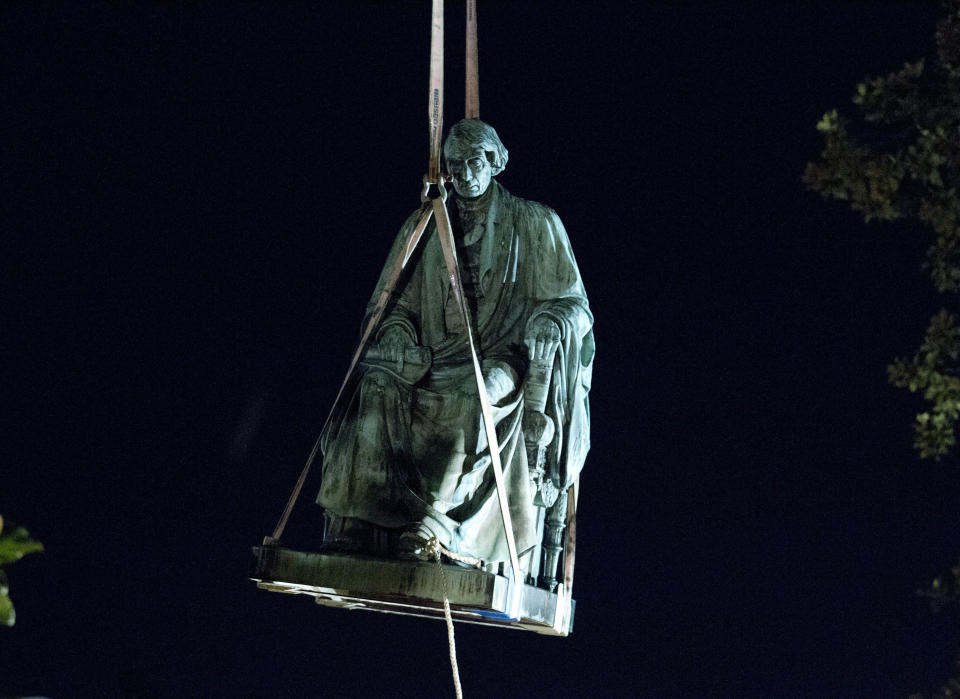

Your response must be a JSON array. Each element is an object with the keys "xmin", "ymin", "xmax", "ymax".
[
  {"xmin": 432, "ymin": 197, "xmax": 524, "ymax": 614},
  {"xmin": 465, "ymin": 0, "xmax": 479, "ymax": 119}
]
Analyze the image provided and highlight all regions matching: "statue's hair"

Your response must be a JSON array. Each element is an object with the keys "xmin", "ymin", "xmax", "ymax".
[{"xmin": 443, "ymin": 119, "xmax": 509, "ymax": 176}]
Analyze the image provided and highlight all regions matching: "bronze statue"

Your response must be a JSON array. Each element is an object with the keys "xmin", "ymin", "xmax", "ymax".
[{"xmin": 317, "ymin": 119, "xmax": 593, "ymax": 580}]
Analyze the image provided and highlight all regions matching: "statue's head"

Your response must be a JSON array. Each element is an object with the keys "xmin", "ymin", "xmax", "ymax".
[{"xmin": 443, "ymin": 119, "xmax": 508, "ymax": 199}]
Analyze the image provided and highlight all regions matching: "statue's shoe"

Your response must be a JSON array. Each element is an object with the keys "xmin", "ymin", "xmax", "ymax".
[{"xmin": 396, "ymin": 525, "xmax": 434, "ymax": 561}]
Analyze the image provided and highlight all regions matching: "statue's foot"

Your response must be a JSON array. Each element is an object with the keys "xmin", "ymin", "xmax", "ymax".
[
  {"xmin": 396, "ymin": 525, "xmax": 435, "ymax": 562},
  {"xmin": 321, "ymin": 513, "xmax": 367, "ymax": 554}
]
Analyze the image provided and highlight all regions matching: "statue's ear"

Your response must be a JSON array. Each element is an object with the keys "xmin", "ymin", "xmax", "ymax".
[{"xmin": 486, "ymin": 150, "xmax": 505, "ymax": 177}]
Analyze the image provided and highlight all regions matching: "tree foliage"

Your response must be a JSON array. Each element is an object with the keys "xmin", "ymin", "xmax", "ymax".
[
  {"xmin": 888, "ymin": 308, "xmax": 960, "ymax": 459},
  {"xmin": 806, "ymin": 4, "xmax": 960, "ymax": 694},
  {"xmin": 912, "ymin": 562, "xmax": 960, "ymax": 699},
  {"xmin": 0, "ymin": 514, "xmax": 44, "ymax": 627},
  {"xmin": 805, "ymin": 0, "xmax": 960, "ymax": 460}
]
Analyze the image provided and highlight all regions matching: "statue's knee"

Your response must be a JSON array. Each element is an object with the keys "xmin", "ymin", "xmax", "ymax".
[
  {"xmin": 360, "ymin": 370, "xmax": 411, "ymax": 410},
  {"xmin": 483, "ymin": 363, "xmax": 519, "ymax": 404},
  {"xmin": 361, "ymin": 369, "xmax": 394, "ymax": 394}
]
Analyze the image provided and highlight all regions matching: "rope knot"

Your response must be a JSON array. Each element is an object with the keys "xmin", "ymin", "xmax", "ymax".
[{"xmin": 425, "ymin": 535, "xmax": 443, "ymax": 562}]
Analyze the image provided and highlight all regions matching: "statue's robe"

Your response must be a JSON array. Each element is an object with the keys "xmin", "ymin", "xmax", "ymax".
[{"xmin": 317, "ymin": 181, "xmax": 593, "ymax": 563}]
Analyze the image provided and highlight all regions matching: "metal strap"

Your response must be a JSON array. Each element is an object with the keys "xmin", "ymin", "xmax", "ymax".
[
  {"xmin": 432, "ymin": 197, "xmax": 524, "ymax": 609},
  {"xmin": 465, "ymin": 0, "xmax": 479, "ymax": 119}
]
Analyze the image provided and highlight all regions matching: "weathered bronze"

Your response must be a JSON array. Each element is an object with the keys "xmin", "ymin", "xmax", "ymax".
[{"xmin": 316, "ymin": 119, "xmax": 593, "ymax": 588}]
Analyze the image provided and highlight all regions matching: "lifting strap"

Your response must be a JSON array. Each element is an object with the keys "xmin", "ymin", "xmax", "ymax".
[
  {"xmin": 426, "ymin": 0, "xmax": 523, "ymax": 613},
  {"xmin": 432, "ymin": 197, "xmax": 523, "ymax": 601},
  {"xmin": 427, "ymin": 0, "xmax": 444, "ymax": 183},
  {"xmin": 465, "ymin": 0, "xmax": 479, "ymax": 119},
  {"xmin": 267, "ymin": 3, "xmax": 524, "ymax": 618},
  {"xmin": 266, "ymin": 205, "xmax": 434, "ymax": 544}
]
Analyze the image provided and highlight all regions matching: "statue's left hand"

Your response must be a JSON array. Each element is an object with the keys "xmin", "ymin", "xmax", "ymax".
[{"xmin": 525, "ymin": 316, "xmax": 561, "ymax": 362}]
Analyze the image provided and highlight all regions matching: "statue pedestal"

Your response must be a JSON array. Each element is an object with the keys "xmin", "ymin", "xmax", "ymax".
[{"xmin": 250, "ymin": 546, "xmax": 574, "ymax": 636}]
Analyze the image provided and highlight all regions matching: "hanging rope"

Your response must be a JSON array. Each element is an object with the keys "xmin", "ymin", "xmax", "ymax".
[{"xmin": 427, "ymin": 537, "xmax": 464, "ymax": 699}]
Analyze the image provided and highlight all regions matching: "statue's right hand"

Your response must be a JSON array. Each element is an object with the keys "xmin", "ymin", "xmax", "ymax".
[{"xmin": 379, "ymin": 326, "xmax": 413, "ymax": 363}]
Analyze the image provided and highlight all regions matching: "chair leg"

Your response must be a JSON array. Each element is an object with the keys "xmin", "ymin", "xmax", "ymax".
[{"xmin": 539, "ymin": 491, "xmax": 568, "ymax": 592}]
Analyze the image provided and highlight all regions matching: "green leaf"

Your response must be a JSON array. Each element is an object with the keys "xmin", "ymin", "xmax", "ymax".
[
  {"xmin": 0, "ymin": 527, "xmax": 44, "ymax": 566},
  {"xmin": 0, "ymin": 588, "xmax": 14, "ymax": 627},
  {"xmin": 816, "ymin": 110, "xmax": 839, "ymax": 133}
]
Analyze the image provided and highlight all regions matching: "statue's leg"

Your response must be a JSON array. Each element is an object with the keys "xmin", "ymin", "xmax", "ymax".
[
  {"xmin": 317, "ymin": 369, "xmax": 413, "ymax": 554},
  {"xmin": 400, "ymin": 362, "xmax": 535, "ymax": 564},
  {"xmin": 394, "ymin": 381, "xmax": 475, "ymax": 560},
  {"xmin": 392, "ymin": 385, "xmax": 459, "ymax": 559},
  {"xmin": 322, "ymin": 512, "xmax": 400, "ymax": 556},
  {"xmin": 416, "ymin": 362, "xmax": 517, "ymax": 508},
  {"xmin": 322, "ymin": 513, "xmax": 368, "ymax": 552}
]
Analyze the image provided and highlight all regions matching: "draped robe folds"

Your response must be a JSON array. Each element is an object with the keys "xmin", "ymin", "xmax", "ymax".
[{"xmin": 317, "ymin": 181, "xmax": 594, "ymax": 563}]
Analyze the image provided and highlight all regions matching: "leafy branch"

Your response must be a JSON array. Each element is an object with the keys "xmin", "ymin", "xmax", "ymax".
[
  {"xmin": 806, "ymin": 3, "xmax": 960, "ymax": 694},
  {"xmin": 805, "ymin": 0, "xmax": 960, "ymax": 459},
  {"xmin": 912, "ymin": 560, "xmax": 960, "ymax": 698},
  {"xmin": 0, "ymin": 514, "xmax": 44, "ymax": 627}
]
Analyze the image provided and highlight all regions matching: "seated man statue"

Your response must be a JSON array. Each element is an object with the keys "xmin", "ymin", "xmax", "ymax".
[{"xmin": 317, "ymin": 118, "xmax": 593, "ymax": 568}]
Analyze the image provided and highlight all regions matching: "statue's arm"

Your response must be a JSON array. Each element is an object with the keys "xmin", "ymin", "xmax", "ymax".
[
  {"xmin": 525, "ymin": 206, "xmax": 592, "ymax": 343},
  {"xmin": 363, "ymin": 209, "xmax": 424, "ymax": 348},
  {"xmin": 522, "ymin": 205, "xmax": 594, "ymax": 486}
]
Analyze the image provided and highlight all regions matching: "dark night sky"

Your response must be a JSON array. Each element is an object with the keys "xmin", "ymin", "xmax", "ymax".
[{"xmin": 4, "ymin": 1, "xmax": 960, "ymax": 696}]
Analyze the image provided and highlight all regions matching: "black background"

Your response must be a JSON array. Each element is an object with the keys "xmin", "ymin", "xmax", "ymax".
[{"xmin": 4, "ymin": 1, "xmax": 960, "ymax": 696}]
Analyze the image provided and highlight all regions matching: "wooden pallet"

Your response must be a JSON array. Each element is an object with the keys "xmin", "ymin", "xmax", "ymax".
[{"xmin": 250, "ymin": 546, "xmax": 575, "ymax": 636}]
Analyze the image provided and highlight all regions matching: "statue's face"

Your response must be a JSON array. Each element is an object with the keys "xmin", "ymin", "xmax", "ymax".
[{"xmin": 445, "ymin": 144, "xmax": 493, "ymax": 199}]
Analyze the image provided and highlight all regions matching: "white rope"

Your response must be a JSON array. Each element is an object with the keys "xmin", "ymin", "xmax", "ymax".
[
  {"xmin": 433, "ymin": 540, "xmax": 483, "ymax": 569},
  {"xmin": 426, "ymin": 537, "xmax": 465, "ymax": 699}
]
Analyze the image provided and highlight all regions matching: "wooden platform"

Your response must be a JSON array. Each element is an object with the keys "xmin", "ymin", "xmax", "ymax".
[{"xmin": 250, "ymin": 546, "xmax": 575, "ymax": 636}]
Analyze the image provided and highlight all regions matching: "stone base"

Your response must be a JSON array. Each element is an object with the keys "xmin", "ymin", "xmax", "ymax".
[{"xmin": 250, "ymin": 546, "xmax": 574, "ymax": 636}]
